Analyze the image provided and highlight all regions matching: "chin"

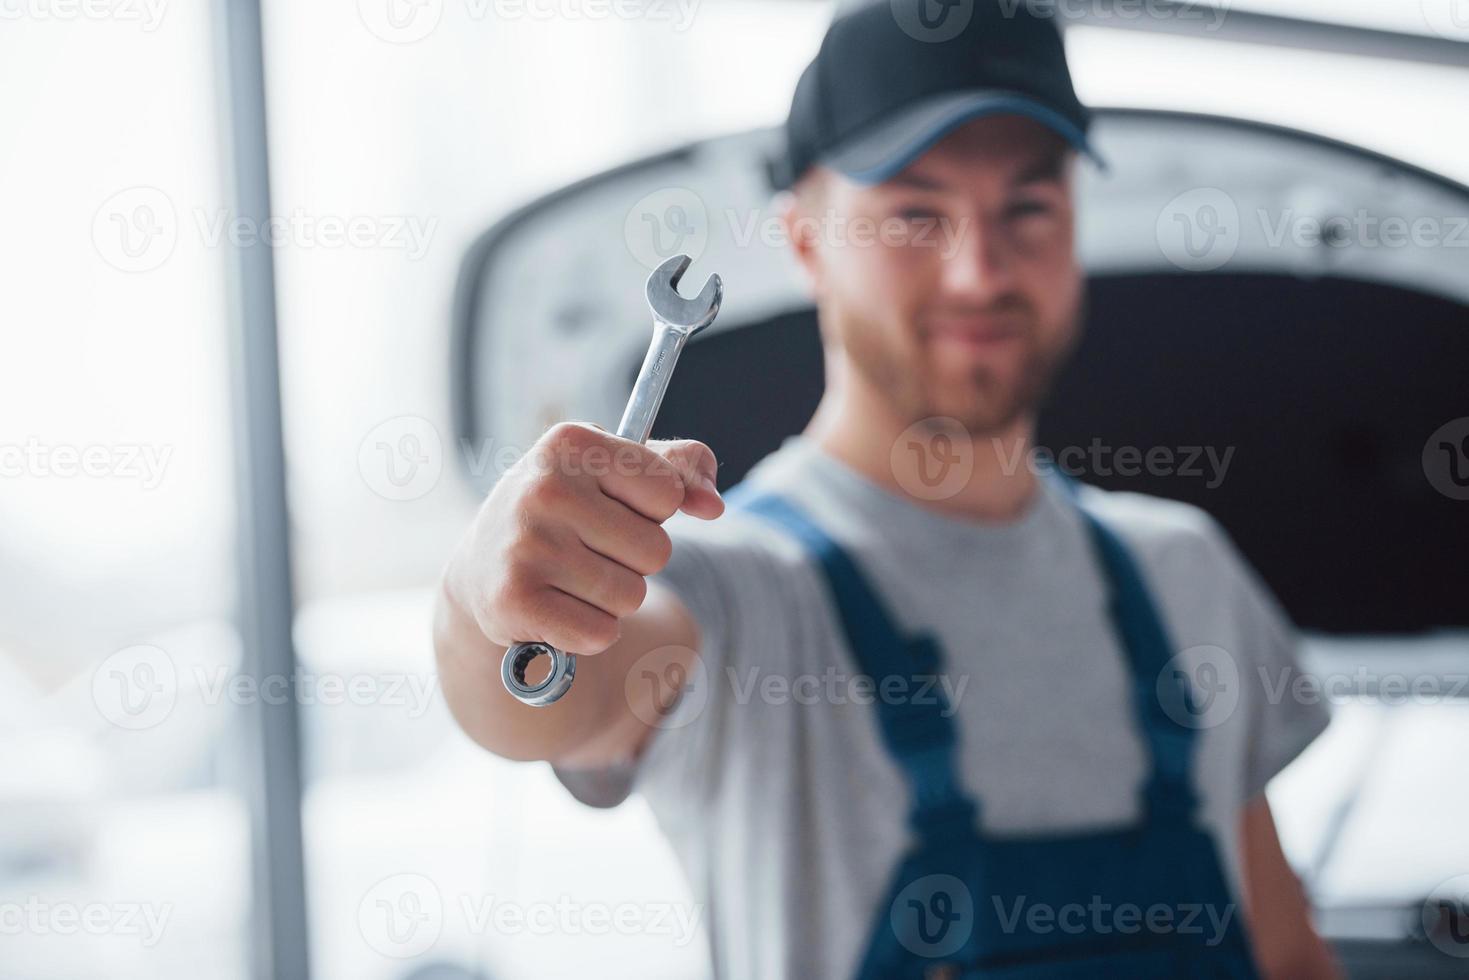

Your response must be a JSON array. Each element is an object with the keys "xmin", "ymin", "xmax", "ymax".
[
  {"xmin": 920, "ymin": 375, "xmax": 1020, "ymax": 429},
  {"xmin": 920, "ymin": 395, "xmax": 1023, "ymax": 436}
]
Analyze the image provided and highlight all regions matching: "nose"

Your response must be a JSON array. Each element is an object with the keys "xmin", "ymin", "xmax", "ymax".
[{"xmin": 939, "ymin": 214, "xmax": 1015, "ymax": 302}]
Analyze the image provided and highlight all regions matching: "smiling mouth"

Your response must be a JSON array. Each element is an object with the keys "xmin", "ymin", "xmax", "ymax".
[{"xmin": 925, "ymin": 324, "xmax": 1025, "ymax": 348}]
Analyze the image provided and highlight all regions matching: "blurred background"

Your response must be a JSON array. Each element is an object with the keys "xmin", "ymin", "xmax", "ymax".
[{"xmin": 2, "ymin": 0, "xmax": 1467, "ymax": 977}]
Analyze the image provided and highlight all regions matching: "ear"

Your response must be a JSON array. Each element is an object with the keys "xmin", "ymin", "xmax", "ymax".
[{"xmin": 779, "ymin": 176, "xmax": 827, "ymax": 300}]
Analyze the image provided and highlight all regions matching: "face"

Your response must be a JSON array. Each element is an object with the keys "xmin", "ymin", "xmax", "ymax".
[{"xmin": 788, "ymin": 114, "xmax": 1085, "ymax": 434}]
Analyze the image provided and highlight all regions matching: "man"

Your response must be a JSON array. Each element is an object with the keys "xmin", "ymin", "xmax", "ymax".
[{"xmin": 435, "ymin": 1, "xmax": 1339, "ymax": 977}]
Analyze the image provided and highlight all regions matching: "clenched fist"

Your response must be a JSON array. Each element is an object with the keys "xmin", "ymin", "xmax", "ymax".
[{"xmin": 446, "ymin": 422, "xmax": 722, "ymax": 657}]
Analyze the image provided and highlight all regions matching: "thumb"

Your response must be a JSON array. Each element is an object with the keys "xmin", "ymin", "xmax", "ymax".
[{"xmin": 648, "ymin": 438, "xmax": 723, "ymax": 520}]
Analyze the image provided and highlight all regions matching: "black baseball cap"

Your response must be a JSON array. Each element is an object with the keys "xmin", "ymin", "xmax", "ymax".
[{"xmin": 777, "ymin": 0, "xmax": 1104, "ymax": 190}]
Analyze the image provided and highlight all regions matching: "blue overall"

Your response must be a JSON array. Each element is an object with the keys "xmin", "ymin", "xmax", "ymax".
[{"xmin": 726, "ymin": 481, "xmax": 1260, "ymax": 979}]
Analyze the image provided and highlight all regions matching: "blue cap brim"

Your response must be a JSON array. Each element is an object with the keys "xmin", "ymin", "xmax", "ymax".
[{"xmin": 821, "ymin": 90, "xmax": 1108, "ymax": 184}]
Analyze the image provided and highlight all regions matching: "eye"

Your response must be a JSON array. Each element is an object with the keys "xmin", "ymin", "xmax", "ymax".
[
  {"xmin": 1007, "ymin": 198, "xmax": 1054, "ymax": 220},
  {"xmin": 896, "ymin": 206, "xmax": 941, "ymax": 222}
]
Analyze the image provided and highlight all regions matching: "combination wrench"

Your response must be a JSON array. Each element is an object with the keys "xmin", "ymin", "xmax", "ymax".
[{"xmin": 500, "ymin": 253, "xmax": 724, "ymax": 707}]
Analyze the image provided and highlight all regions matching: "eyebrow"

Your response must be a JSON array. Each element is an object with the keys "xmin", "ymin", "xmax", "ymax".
[
  {"xmin": 1013, "ymin": 151, "xmax": 1068, "ymax": 186},
  {"xmin": 885, "ymin": 171, "xmax": 947, "ymax": 191},
  {"xmin": 884, "ymin": 148, "xmax": 1070, "ymax": 193}
]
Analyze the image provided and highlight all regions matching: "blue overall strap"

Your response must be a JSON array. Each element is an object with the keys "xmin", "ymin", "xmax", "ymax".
[
  {"xmin": 727, "ymin": 485, "xmax": 979, "ymax": 841},
  {"xmin": 1054, "ymin": 475, "xmax": 1201, "ymax": 824}
]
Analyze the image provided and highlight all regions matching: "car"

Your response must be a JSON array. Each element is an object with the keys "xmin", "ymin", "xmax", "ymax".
[{"xmin": 452, "ymin": 103, "xmax": 1469, "ymax": 979}]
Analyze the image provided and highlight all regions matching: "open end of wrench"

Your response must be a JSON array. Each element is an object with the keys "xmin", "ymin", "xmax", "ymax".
[{"xmin": 646, "ymin": 254, "xmax": 723, "ymax": 334}]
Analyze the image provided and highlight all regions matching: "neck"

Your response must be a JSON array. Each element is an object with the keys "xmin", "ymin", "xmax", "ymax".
[{"xmin": 803, "ymin": 354, "xmax": 1040, "ymax": 524}]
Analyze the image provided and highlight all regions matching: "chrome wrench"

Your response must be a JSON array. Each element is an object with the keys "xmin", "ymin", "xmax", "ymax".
[{"xmin": 500, "ymin": 254, "xmax": 724, "ymax": 707}]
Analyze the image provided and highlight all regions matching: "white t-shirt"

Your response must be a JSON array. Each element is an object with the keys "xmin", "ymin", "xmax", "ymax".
[{"xmin": 557, "ymin": 434, "xmax": 1331, "ymax": 980}]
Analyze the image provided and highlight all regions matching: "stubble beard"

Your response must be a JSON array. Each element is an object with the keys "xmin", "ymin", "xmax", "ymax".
[{"xmin": 835, "ymin": 302, "xmax": 1081, "ymax": 437}]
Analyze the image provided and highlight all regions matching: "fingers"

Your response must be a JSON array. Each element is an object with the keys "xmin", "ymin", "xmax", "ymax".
[
  {"xmin": 590, "ymin": 435, "xmax": 723, "ymax": 522},
  {"xmin": 569, "ymin": 494, "xmax": 674, "ymax": 577},
  {"xmin": 523, "ymin": 587, "xmax": 623, "ymax": 655},
  {"xmin": 537, "ymin": 423, "xmax": 722, "ymax": 522},
  {"xmin": 539, "ymin": 535, "xmax": 651, "ymax": 620},
  {"xmin": 654, "ymin": 438, "xmax": 724, "ymax": 520},
  {"xmin": 470, "ymin": 422, "xmax": 723, "ymax": 658}
]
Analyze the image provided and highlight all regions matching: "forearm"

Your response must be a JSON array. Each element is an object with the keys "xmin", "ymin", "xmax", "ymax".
[{"xmin": 1240, "ymin": 796, "xmax": 1344, "ymax": 980}]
